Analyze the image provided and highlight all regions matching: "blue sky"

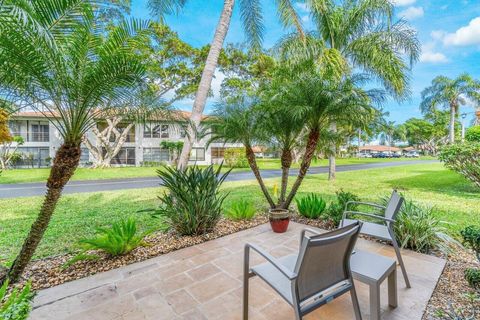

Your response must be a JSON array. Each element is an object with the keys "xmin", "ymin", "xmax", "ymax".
[{"xmin": 131, "ymin": 0, "xmax": 480, "ymax": 124}]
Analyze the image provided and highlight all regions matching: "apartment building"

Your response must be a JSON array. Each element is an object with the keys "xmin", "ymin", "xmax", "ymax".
[{"xmin": 7, "ymin": 111, "xmax": 240, "ymax": 168}]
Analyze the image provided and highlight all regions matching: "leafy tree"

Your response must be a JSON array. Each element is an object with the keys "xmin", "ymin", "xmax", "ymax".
[
  {"xmin": 160, "ymin": 141, "xmax": 184, "ymax": 165},
  {"xmin": 279, "ymin": 0, "xmax": 420, "ymax": 179},
  {"xmin": 466, "ymin": 126, "xmax": 480, "ymax": 142},
  {"xmin": 439, "ymin": 143, "xmax": 480, "ymax": 188},
  {"xmin": 403, "ymin": 111, "xmax": 450, "ymax": 155},
  {"xmin": 148, "ymin": 0, "xmax": 304, "ymax": 169},
  {"xmin": 0, "ymin": 1, "xmax": 154, "ymax": 284},
  {"xmin": 421, "ymin": 74, "xmax": 480, "ymax": 143}
]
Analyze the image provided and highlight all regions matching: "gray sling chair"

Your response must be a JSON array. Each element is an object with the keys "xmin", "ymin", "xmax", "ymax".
[
  {"xmin": 339, "ymin": 190, "xmax": 411, "ymax": 288},
  {"xmin": 243, "ymin": 222, "xmax": 363, "ymax": 320}
]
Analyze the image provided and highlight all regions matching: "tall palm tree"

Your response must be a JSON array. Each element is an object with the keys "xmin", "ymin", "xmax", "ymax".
[
  {"xmin": 0, "ymin": 1, "xmax": 154, "ymax": 284},
  {"xmin": 148, "ymin": 0, "xmax": 303, "ymax": 169},
  {"xmin": 282, "ymin": 0, "xmax": 420, "ymax": 180},
  {"xmin": 420, "ymin": 74, "xmax": 480, "ymax": 143}
]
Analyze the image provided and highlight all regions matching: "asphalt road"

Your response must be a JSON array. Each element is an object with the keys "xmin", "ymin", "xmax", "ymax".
[{"xmin": 0, "ymin": 160, "xmax": 437, "ymax": 199}]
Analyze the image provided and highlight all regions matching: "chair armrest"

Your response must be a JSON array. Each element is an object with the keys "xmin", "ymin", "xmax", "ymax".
[
  {"xmin": 300, "ymin": 228, "xmax": 322, "ymax": 240},
  {"xmin": 345, "ymin": 201, "xmax": 386, "ymax": 210},
  {"xmin": 344, "ymin": 211, "xmax": 395, "ymax": 223},
  {"xmin": 244, "ymin": 243, "xmax": 297, "ymax": 280}
]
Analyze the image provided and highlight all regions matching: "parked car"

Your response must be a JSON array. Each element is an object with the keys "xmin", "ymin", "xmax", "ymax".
[
  {"xmin": 405, "ymin": 151, "xmax": 419, "ymax": 158},
  {"xmin": 357, "ymin": 152, "xmax": 372, "ymax": 158}
]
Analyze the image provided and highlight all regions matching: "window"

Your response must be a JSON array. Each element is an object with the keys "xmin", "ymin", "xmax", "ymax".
[
  {"xmin": 30, "ymin": 121, "xmax": 49, "ymax": 142},
  {"xmin": 161, "ymin": 124, "xmax": 169, "ymax": 138},
  {"xmin": 79, "ymin": 148, "xmax": 90, "ymax": 165},
  {"xmin": 211, "ymin": 147, "xmax": 225, "ymax": 159},
  {"xmin": 14, "ymin": 147, "xmax": 49, "ymax": 168},
  {"xmin": 143, "ymin": 148, "xmax": 169, "ymax": 162},
  {"xmin": 190, "ymin": 148, "xmax": 205, "ymax": 161},
  {"xmin": 8, "ymin": 121, "xmax": 21, "ymax": 136},
  {"xmin": 105, "ymin": 147, "xmax": 136, "ymax": 165},
  {"xmin": 144, "ymin": 122, "xmax": 162, "ymax": 138}
]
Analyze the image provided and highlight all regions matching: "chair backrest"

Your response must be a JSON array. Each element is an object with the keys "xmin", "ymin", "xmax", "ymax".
[
  {"xmin": 385, "ymin": 190, "xmax": 404, "ymax": 221},
  {"xmin": 293, "ymin": 222, "xmax": 361, "ymax": 302}
]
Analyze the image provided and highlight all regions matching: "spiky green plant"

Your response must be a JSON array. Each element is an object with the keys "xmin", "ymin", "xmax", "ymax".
[
  {"xmin": 295, "ymin": 193, "xmax": 327, "ymax": 219},
  {"xmin": 0, "ymin": 280, "xmax": 34, "ymax": 320},
  {"xmin": 225, "ymin": 199, "xmax": 256, "ymax": 220},
  {"xmin": 155, "ymin": 164, "xmax": 231, "ymax": 235}
]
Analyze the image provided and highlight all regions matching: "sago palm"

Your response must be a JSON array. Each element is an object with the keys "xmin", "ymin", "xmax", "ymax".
[
  {"xmin": 0, "ymin": 0, "xmax": 151, "ymax": 283},
  {"xmin": 281, "ymin": 0, "xmax": 420, "ymax": 179},
  {"xmin": 148, "ymin": 0, "xmax": 304, "ymax": 169},
  {"xmin": 420, "ymin": 74, "xmax": 480, "ymax": 143}
]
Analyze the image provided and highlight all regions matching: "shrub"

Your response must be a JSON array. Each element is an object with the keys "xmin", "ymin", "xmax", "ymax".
[
  {"xmin": 324, "ymin": 190, "xmax": 360, "ymax": 225},
  {"xmin": 461, "ymin": 225, "xmax": 480, "ymax": 261},
  {"xmin": 394, "ymin": 199, "xmax": 454, "ymax": 253},
  {"xmin": 224, "ymin": 147, "xmax": 248, "ymax": 168},
  {"xmin": 79, "ymin": 217, "xmax": 146, "ymax": 257},
  {"xmin": 465, "ymin": 268, "xmax": 480, "ymax": 290},
  {"xmin": 155, "ymin": 165, "xmax": 230, "ymax": 235},
  {"xmin": 465, "ymin": 126, "xmax": 480, "ymax": 142},
  {"xmin": 0, "ymin": 280, "xmax": 34, "ymax": 320},
  {"xmin": 225, "ymin": 199, "xmax": 256, "ymax": 220},
  {"xmin": 439, "ymin": 143, "xmax": 480, "ymax": 188},
  {"xmin": 295, "ymin": 193, "xmax": 327, "ymax": 219}
]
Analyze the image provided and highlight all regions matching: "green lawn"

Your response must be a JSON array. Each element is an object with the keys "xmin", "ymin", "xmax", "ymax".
[
  {"xmin": 1, "ymin": 162, "xmax": 476, "ymax": 264},
  {"xmin": 0, "ymin": 157, "xmax": 434, "ymax": 184}
]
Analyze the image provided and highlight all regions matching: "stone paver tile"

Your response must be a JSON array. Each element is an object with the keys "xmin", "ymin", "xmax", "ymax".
[
  {"xmin": 198, "ymin": 292, "xmax": 242, "ymax": 319},
  {"xmin": 179, "ymin": 308, "xmax": 208, "ymax": 320},
  {"xmin": 259, "ymin": 298, "xmax": 295, "ymax": 320},
  {"xmin": 156, "ymin": 259, "xmax": 195, "ymax": 280},
  {"xmin": 268, "ymin": 245, "xmax": 296, "ymax": 258},
  {"xmin": 133, "ymin": 286, "xmax": 157, "ymax": 300},
  {"xmin": 168, "ymin": 245, "xmax": 205, "ymax": 261},
  {"xmin": 134, "ymin": 293, "xmax": 176, "ymax": 319},
  {"xmin": 188, "ymin": 247, "xmax": 232, "ymax": 265},
  {"xmin": 232, "ymin": 277, "xmax": 279, "ymax": 310},
  {"xmin": 186, "ymin": 263, "xmax": 222, "ymax": 281},
  {"xmin": 187, "ymin": 272, "xmax": 240, "ymax": 303},
  {"xmin": 165, "ymin": 289, "xmax": 198, "ymax": 314},
  {"xmin": 212, "ymin": 254, "xmax": 244, "ymax": 278},
  {"xmin": 121, "ymin": 262, "xmax": 159, "ymax": 279},
  {"xmin": 156, "ymin": 272, "xmax": 196, "ymax": 295},
  {"xmin": 115, "ymin": 271, "xmax": 159, "ymax": 296},
  {"xmin": 68, "ymin": 294, "xmax": 136, "ymax": 320}
]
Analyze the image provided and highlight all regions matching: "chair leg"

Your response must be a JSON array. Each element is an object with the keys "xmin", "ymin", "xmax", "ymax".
[
  {"xmin": 350, "ymin": 285, "xmax": 362, "ymax": 320},
  {"xmin": 243, "ymin": 274, "xmax": 249, "ymax": 320},
  {"xmin": 391, "ymin": 237, "xmax": 411, "ymax": 288}
]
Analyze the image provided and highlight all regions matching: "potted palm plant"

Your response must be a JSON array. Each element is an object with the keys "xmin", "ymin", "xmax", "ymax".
[{"xmin": 268, "ymin": 184, "xmax": 290, "ymax": 233}]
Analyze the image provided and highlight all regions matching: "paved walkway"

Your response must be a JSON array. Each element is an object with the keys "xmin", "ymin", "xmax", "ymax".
[
  {"xmin": 30, "ymin": 222, "xmax": 445, "ymax": 320},
  {"xmin": 0, "ymin": 160, "xmax": 436, "ymax": 198}
]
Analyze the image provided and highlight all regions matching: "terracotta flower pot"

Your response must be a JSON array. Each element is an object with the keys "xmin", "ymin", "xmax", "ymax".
[{"xmin": 269, "ymin": 209, "xmax": 290, "ymax": 233}]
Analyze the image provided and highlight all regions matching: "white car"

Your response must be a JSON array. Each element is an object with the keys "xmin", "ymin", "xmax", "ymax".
[{"xmin": 405, "ymin": 151, "xmax": 419, "ymax": 158}]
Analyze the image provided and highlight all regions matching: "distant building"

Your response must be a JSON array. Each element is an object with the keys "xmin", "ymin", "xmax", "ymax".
[
  {"xmin": 358, "ymin": 145, "xmax": 402, "ymax": 155},
  {"xmin": 7, "ymin": 111, "xmax": 240, "ymax": 168}
]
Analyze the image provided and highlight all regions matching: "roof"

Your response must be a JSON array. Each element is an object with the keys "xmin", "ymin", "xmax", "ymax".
[
  {"xmin": 252, "ymin": 146, "xmax": 267, "ymax": 153},
  {"xmin": 359, "ymin": 145, "xmax": 402, "ymax": 152},
  {"xmin": 11, "ymin": 110, "xmax": 208, "ymax": 121}
]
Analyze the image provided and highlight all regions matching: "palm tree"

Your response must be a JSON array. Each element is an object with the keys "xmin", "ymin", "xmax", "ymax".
[
  {"xmin": 208, "ymin": 97, "xmax": 276, "ymax": 208},
  {"xmin": 420, "ymin": 74, "xmax": 480, "ymax": 143},
  {"xmin": 0, "ymin": 1, "xmax": 154, "ymax": 284},
  {"xmin": 148, "ymin": 0, "xmax": 304, "ymax": 169},
  {"xmin": 281, "ymin": 0, "xmax": 420, "ymax": 179}
]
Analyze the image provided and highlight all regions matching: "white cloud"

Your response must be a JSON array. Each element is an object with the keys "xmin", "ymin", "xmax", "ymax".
[
  {"xmin": 301, "ymin": 15, "xmax": 310, "ymax": 23},
  {"xmin": 420, "ymin": 43, "xmax": 448, "ymax": 63},
  {"xmin": 431, "ymin": 30, "xmax": 446, "ymax": 41},
  {"xmin": 391, "ymin": 0, "xmax": 416, "ymax": 6},
  {"xmin": 398, "ymin": 6, "xmax": 424, "ymax": 20},
  {"xmin": 443, "ymin": 17, "xmax": 480, "ymax": 46},
  {"xmin": 295, "ymin": 2, "xmax": 309, "ymax": 12}
]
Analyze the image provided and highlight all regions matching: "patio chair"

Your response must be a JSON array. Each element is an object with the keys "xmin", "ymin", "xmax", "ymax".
[
  {"xmin": 339, "ymin": 190, "xmax": 411, "ymax": 288},
  {"xmin": 243, "ymin": 222, "xmax": 363, "ymax": 320}
]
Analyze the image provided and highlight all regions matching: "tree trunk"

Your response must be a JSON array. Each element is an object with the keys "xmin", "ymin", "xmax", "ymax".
[
  {"xmin": 2, "ymin": 143, "xmax": 81, "ymax": 284},
  {"xmin": 449, "ymin": 103, "xmax": 456, "ymax": 143},
  {"xmin": 283, "ymin": 128, "xmax": 320, "ymax": 209},
  {"xmin": 279, "ymin": 148, "xmax": 292, "ymax": 207},
  {"xmin": 177, "ymin": 0, "xmax": 235, "ymax": 170},
  {"xmin": 328, "ymin": 122, "xmax": 337, "ymax": 181},
  {"xmin": 245, "ymin": 145, "xmax": 275, "ymax": 209}
]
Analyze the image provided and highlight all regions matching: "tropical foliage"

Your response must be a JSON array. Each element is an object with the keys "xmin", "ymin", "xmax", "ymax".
[
  {"xmin": 461, "ymin": 226, "xmax": 480, "ymax": 261},
  {"xmin": 155, "ymin": 165, "xmax": 230, "ymax": 235},
  {"xmin": 295, "ymin": 194, "xmax": 327, "ymax": 219},
  {"xmin": 224, "ymin": 147, "xmax": 249, "ymax": 168},
  {"xmin": 465, "ymin": 268, "xmax": 480, "ymax": 291},
  {"xmin": 324, "ymin": 190, "xmax": 360, "ymax": 225},
  {"xmin": 394, "ymin": 198, "xmax": 453, "ymax": 253},
  {"xmin": 466, "ymin": 126, "xmax": 480, "ymax": 142},
  {"xmin": 421, "ymin": 74, "xmax": 480, "ymax": 143},
  {"xmin": 439, "ymin": 143, "xmax": 480, "ymax": 188},
  {"xmin": 0, "ymin": 0, "xmax": 154, "ymax": 284},
  {"xmin": 224, "ymin": 199, "xmax": 256, "ymax": 220},
  {"xmin": 0, "ymin": 280, "xmax": 34, "ymax": 320}
]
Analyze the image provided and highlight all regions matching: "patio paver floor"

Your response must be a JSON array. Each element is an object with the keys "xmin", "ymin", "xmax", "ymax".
[{"xmin": 30, "ymin": 222, "xmax": 445, "ymax": 320}]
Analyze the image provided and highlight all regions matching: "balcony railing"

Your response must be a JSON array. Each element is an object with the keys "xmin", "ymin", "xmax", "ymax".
[{"xmin": 10, "ymin": 132, "xmax": 50, "ymax": 142}]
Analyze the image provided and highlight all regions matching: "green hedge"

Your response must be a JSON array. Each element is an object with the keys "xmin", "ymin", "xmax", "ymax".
[{"xmin": 439, "ymin": 143, "xmax": 480, "ymax": 188}]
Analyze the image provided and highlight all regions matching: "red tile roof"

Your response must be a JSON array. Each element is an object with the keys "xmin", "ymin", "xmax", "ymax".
[{"xmin": 359, "ymin": 145, "xmax": 402, "ymax": 152}]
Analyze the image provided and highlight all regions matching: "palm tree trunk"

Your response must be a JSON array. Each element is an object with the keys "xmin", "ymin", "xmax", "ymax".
[
  {"xmin": 283, "ymin": 128, "xmax": 320, "ymax": 209},
  {"xmin": 449, "ymin": 103, "xmax": 456, "ymax": 143},
  {"xmin": 245, "ymin": 145, "xmax": 275, "ymax": 209},
  {"xmin": 328, "ymin": 122, "xmax": 337, "ymax": 181},
  {"xmin": 177, "ymin": 0, "xmax": 235, "ymax": 170},
  {"xmin": 280, "ymin": 148, "xmax": 292, "ymax": 207},
  {"xmin": 2, "ymin": 143, "xmax": 81, "ymax": 284}
]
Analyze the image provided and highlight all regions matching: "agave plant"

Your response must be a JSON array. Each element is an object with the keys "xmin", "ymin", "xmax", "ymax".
[
  {"xmin": 155, "ymin": 164, "xmax": 231, "ymax": 235},
  {"xmin": 225, "ymin": 199, "xmax": 256, "ymax": 220},
  {"xmin": 295, "ymin": 193, "xmax": 326, "ymax": 219}
]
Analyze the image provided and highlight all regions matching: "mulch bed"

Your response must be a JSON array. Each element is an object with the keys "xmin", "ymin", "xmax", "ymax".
[{"xmin": 12, "ymin": 214, "xmax": 479, "ymax": 319}]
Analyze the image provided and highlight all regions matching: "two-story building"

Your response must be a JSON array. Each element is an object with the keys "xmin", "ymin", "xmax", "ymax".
[{"xmin": 7, "ymin": 111, "xmax": 240, "ymax": 168}]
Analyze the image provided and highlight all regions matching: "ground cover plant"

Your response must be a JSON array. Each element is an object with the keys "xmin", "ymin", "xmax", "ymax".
[
  {"xmin": 461, "ymin": 225, "xmax": 480, "ymax": 261},
  {"xmin": 224, "ymin": 199, "xmax": 256, "ymax": 220},
  {"xmin": 0, "ymin": 280, "xmax": 34, "ymax": 320}
]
